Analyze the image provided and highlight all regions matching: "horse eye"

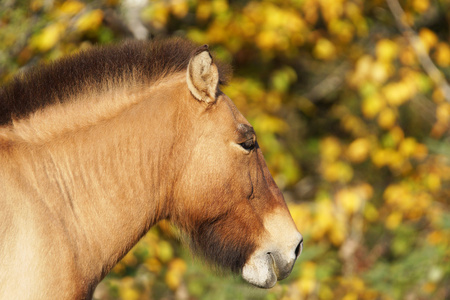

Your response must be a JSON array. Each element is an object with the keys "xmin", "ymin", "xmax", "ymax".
[{"xmin": 240, "ymin": 139, "xmax": 255, "ymax": 151}]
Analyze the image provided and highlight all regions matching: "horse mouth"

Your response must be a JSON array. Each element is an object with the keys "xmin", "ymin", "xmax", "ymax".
[
  {"xmin": 241, "ymin": 253, "xmax": 277, "ymax": 289},
  {"xmin": 269, "ymin": 252, "xmax": 297, "ymax": 281},
  {"xmin": 241, "ymin": 220, "xmax": 303, "ymax": 289},
  {"xmin": 241, "ymin": 251, "xmax": 296, "ymax": 289},
  {"xmin": 268, "ymin": 252, "xmax": 281, "ymax": 279}
]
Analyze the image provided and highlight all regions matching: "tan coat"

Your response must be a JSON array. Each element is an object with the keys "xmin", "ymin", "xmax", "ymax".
[{"xmin": 0, "ymin": 40, "xmax": 302, "ymax": 299}]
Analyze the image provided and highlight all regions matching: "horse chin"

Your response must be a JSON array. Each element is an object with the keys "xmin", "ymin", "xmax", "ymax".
[
  {"xmin": 241, "ymin": 251, "xmax": 295, "ymax": 289},
  {"xmin": 241, "ymin": 253, "xmax": 277, "ymax": 288}
]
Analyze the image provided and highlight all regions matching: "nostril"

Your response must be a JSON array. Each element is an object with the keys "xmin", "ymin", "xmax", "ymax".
[{"xmin": 294, "ymin": 238, "xmax": 303, "ymax": 258}]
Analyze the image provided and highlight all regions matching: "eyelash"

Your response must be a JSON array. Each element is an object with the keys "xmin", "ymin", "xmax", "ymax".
[{"xmin": 240, "ymin": 139, "xmax": 256, "ymax": 151}]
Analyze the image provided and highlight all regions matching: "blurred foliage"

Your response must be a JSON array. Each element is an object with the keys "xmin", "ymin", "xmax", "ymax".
[{"xmin": 1, "ymin": 0, "xmax": 450, "ymax": 299}]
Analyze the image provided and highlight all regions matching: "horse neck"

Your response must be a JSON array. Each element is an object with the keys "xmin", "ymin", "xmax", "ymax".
[{"xmin": 7, "ymin": 76, "xmax": 188, "ymax": 282}]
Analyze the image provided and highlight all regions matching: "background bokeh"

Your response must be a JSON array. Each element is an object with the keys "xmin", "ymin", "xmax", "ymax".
[{"xmin": 1, "ymin": 0, "xmax": 449, "ymax": 299}]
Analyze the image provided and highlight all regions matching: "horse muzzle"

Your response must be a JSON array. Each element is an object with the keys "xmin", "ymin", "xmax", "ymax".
[{"xmin": 241, "ymin": 233, "xmax": 303, "ymax": 288}]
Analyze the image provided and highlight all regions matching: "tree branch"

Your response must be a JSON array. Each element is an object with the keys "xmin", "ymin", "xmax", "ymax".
[
  {"xmin": 122, "ymin": 0, "xmax": 149, "ymax": 40},
  {"xmin": 386, "ymin": 0, "xmax": 450, "ymax": 102},
  {"xmin": 303, "ymin": 62, "xmax": 350, "ymax": 102}
]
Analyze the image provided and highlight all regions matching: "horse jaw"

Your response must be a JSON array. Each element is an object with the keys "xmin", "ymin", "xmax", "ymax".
[{"xmin": 241, "ymin": 208, "xmax": 303, "ymax": 288}]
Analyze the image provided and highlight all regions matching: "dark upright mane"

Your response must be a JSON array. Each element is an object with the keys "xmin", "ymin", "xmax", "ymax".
[{"xmin": 0, "ymin": 38, "xmax": 231, "ymax": 125}]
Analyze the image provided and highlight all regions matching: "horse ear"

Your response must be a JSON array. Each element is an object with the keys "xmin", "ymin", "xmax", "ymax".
[{"xmin": 187, "ymin": 45, "xmax": 219, "ymax": 104}]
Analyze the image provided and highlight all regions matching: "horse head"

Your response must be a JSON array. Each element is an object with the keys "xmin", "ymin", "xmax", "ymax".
[{"xmin": 169, "ymin": 46, "xmax": 302, "ymax": 288}]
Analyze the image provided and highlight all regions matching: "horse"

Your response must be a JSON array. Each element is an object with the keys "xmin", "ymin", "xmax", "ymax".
[{"xmin": 0, "ymin": 38, "xmax": 302, "ymax": 299}]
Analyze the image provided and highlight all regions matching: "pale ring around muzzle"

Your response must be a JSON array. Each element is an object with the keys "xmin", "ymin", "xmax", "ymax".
[{"xmin": 242, "ymin": 233, "xmax": 303, "ymax": 288}]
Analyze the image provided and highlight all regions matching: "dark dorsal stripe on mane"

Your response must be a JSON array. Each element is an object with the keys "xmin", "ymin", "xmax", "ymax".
[{"xmin": 0, "ymin": 38, "xmax": 231, "ymax": 125}]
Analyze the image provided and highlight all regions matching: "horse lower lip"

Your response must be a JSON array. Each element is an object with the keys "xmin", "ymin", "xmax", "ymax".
[{"xmin": 241, "ymin": 253, "xmax": 278, "ymax": 288}]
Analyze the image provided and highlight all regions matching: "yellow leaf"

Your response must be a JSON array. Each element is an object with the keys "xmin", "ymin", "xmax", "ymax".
[
  {"xmin": 412, "ymin": 143, "xmax": 428, "ymax": 160},
  {"xmin": 142, "ymin": 2, "xmax": 169, "ymax": 29},
  {"xmin": 419, "ymin": 28, "xmax": 438, "ymax": 52},
  {"xmin": 346, "ymin": 138, "xmax": 371, "ymax": 163},
  {"xmin": 329, "ymin": 219, "xmax": 347, "ymax": 246},
  {"xmin": 376, "ymin": 39, "xmax": 398, "ymax": 62},
  {"xmin": 196, "ymin": 2, "xmax": 212, "ymax": 20},
  {"xmin": 30, "ymin": 23, "xmax": 66, "ymax": 52},
  {"xmin": 164, "ymin": 258, "xmax": 187, "ymax": 290},
  {"xmin": 318, "ymin": 285, "xmax": 334, "ymax": 300},
  {"xmin": 426, "ymin": 173, "xmax": 441, "ymax": 192},
  {"xmin": 356, "ymin": 183, "xmax": 374, "ymax": 199},
  {"xmin": 399, "ymin": 46, "xmax": 417, "ymax": 65},
  {"xmin": 436, "ymin": 103, "xmax": 450, "ymax": 123},
  {"xmin": 120, "ymin": 289, "xmax": 139, "ymax": 300},
  {"xmin": 432, "ymin": 89, "xmax": 445, "ymax": 104},
  {"xmin": 144, "ymin": 258, "xmax": 162, "ymax": 273},
  {"xmin": 422, "ymin": 282, "xmax": 437, "ymax": 294},
  {"xmin": 371, "ymin": 148, "xmax": 394, "ymax": 167},
  {"xmin": 427, "ymin": 230, "xmax": 444, "ymax": 245},
  {"xmin": 342, "ymin": 293, "xmax": 358, "ymax": 300},
  {"xmin": 349, "ymin": 277, "xmax": 366, "ymax": 291},
  {"xmin": 313, "ymin": 38, "xmax": 336, "ymax": 60},
  {"xmin": 345, "ymin": 2, "xmax": 362, "ymax": 21},
  {"xmin": 170, "ymin": 0, "xmax": 189, "ymax": 18},
  {"xmin": 286, "ymin": 10, "xmax": 305, "ymax": 34},
  {"xmin": 384, "ymin": 183, "xmax": 406, "ymax": 205},
  {"xmin": 157, "ymin": 240, "xmax": 173, "ymax": 263},
  {"xmin": 30, "ymin": 0, "xmax": 44, "ymax": 11},
  {"xmin": 290, "ymin": 204, "xmax": 313, "ymax": 234},
  {"xmin": 255, "ymin": 30, "xmax": 275, "ymax": 50},
  {"xmin": 311, "ymin": 214, "xmax": 331, "ymax": 240},
  {"xmin": 253, "ymin": 114, "xmax": 287, "ymax": 133},
  {"xmin": 323, "ymin": 161, "xmax": 353, "ymax": 183},
  {"xmin": 296, "ymin": 277, "xmax": 316, "ymax": 295},
  {"xmin": 158, "ymin": 219, "xmax": 175, "ymax": 237},
  {"xmin": 320, "ymin": 136, "xmax": 342, "ymax": 162},
  {"xmin": 431, "ymin": 121, "xmax": 449, "ymax": 139},
  {"xmin": 341, "ymin": 114, "xmax": 367, "ymax": 136},
  {"xmin": 349, "ymin": 55, "xmax": 373, "ymax": 86},
  {"xmin": 121, "ymin": 252, "xmax": 137, "ymax": 266},
  {"xmin": 212, "ymin": 0, "xmax": 229, "ymax": 14},
  {"xmin": 169, "ymin": 258, "xmax": 187, "ymax": 274},
  {"xmin": 263, "ymin": 3, "xmax": 286, "ymax": 29},
  {"xmin": 378, "ymin": 107, "xmax": 396, "ymax": 129},
  {"xmin": 434, "ymin": 43, "xmax": 450, "ymax": 67},
  {"xmin": 301, "ymin": 261, "xmax": 317, "ymax": 279},
  {"xmin": 385, "ymin": 211, "xmax": 402, "ymax": 230},
  {"xmin": 165, "ymin": 269, "xmax": 182, "ymax": 290},
  {"xmin": 364, "ymin": 203, "xmax": 379, "ymax": 222},
  {"xmin": 388, "ymin": 126, "xmax": 404, "ymax": 147},
  {"xmin": 121, "ymin": 288, "xmax": 139, "ymax": 300},
  {"xmin": 111, "ymin": 261, "xmax": 125, "ymax": 274},
  {"xmin": 386, "ymin": 151, "xmax": 405, "ymax": 171},
  {"xmin": 329, "ymin": 19, "xmax": 354, "ymax": 43},
  {"xmin": 319, "ymin": 0, "xmax": 344, "ymax": 22},
  {"xmin": 144, "ymin": 228, "xmax": 160, "ymax": 243},
  {"xmin": 76, "ymin": 10, "xmax": 103, "ymax": 32},
  {"xmin": 362, "ymin": 94, "xmax": 385, "ymax": 119},
  {"xmin": 407, "ymin": 192, "xmax": 430, "ymax": 220},
  {"xmin": 119, "ymin": 278, "xmax": 140, "ymax": 300},
  {"xmin": 311, "ymin": 199, "xmax": 334, "ymax": 240},
  {"xmin": 336, "ymin": 188, "xmax": 362, "ymax": 214},
  {"xmin": 399, "ymin": 137, "xmax": 417, "ymax": 157},
  {"xmin": 59, "ymin": 0, "xmax": 85, "ymax": 15},
  {"xmin": 413, "ymin": 0, "xmax": 429, "ymax": 13},
  {"xmin": 207, "ymin": 23, "xmax": 231, "ymax": 44},
  {"xmin": 382, "ymin": 81, "xmax": 413, "ymax": 106},
  {"xmin": 373, "ymin": 148, "xmax": 406, "ymax": 171},
  {"xmin": 370, "ymin": 61, "xmax": 391, "ymax": 84}
]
